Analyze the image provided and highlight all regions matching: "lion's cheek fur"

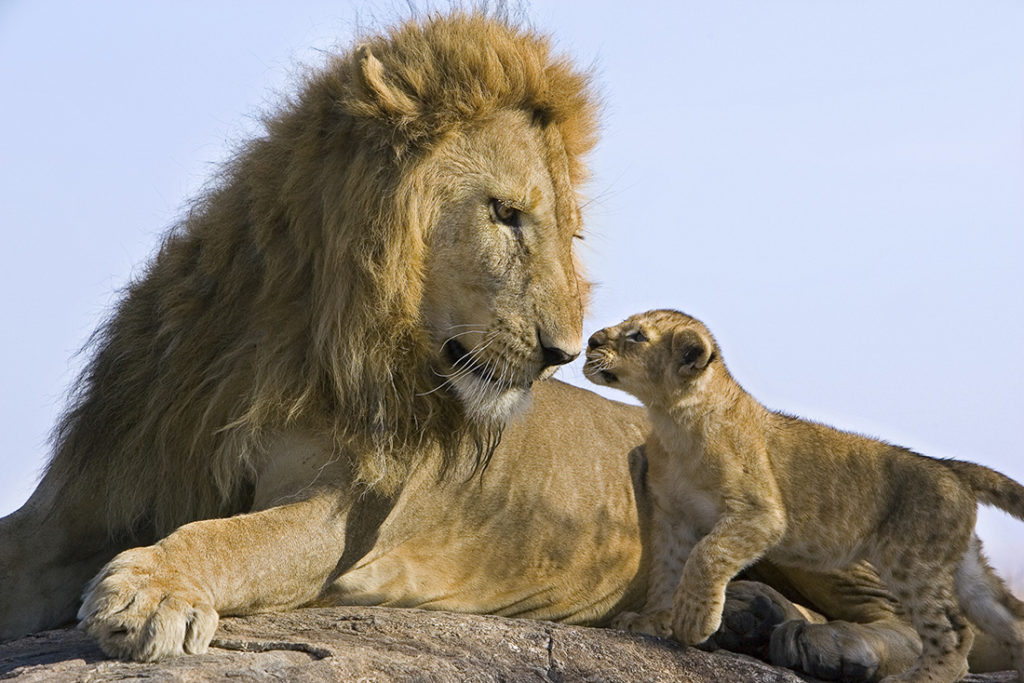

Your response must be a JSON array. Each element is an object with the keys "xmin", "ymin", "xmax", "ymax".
[{"xmin": 412, "ymin": 111, "xmax": 586, "ymax": 427}]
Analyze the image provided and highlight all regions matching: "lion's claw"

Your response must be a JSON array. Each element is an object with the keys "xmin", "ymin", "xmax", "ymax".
[{"xmin": 78, "ymin": 546, "xmax": 218, "ymax": 661}]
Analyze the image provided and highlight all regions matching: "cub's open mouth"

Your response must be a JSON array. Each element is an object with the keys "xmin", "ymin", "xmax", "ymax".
[
  {"xmin": 585, "ymin": 358, "xmax": 614, "ymax": 385},
  {"xmin": 583, "ymin": 354, "xmax": 618, "ymax": 384}
]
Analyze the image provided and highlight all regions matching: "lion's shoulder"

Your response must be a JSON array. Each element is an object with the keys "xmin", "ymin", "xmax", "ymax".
[{"xmin": 513, "ymin": 379, "xmax": 648, "ymax": 455}]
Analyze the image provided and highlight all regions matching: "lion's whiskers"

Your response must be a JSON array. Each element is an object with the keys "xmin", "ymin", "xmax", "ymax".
[
  {"xmin": 435, "ymin": 326, "xmax": 490, "ymax": 355},
  {"xmin": 419, "ymin": 331, "xmax": 500, "ymax": 397}
]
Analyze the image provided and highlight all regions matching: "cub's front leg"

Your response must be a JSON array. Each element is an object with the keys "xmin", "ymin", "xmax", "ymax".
[
  {"xmin": 672, "ymin": 507, "xmax": 785, "ymax": 647},
  {"xmin": 78, "ymin": 492, "xmax": 347, "ymax": 661},
  {"xmin": 612, "ymin": 511, "xmax": 691, "ymax": 638}
]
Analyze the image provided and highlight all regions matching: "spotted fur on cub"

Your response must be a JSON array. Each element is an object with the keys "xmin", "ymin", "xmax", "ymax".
[{"xmin": 586, "ymin": 309, "xmax": 1024, "ymax": 683}]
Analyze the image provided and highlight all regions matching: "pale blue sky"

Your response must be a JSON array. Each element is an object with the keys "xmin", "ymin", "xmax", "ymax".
[{"xmin": 1, "ymin": 2, "xmax": 1022, "ymax": 579}]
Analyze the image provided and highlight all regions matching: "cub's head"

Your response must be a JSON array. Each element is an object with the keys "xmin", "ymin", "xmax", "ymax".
[{"xmin": 584, "ymin": 309, "xmax": 719, "ymax": 407}]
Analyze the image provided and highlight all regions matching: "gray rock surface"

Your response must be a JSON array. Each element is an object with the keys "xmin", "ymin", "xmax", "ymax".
[{"xmin": 0, "ymin": 606, "xmax": 1017, "ymax": 682}]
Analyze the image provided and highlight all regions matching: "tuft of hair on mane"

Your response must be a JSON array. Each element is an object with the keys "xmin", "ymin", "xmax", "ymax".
[{"xmin": 45, "ymin": 10, "xmax": 599, "ymax": 539}]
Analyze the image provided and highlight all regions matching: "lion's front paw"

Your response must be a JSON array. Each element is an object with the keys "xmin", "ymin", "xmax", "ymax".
[
  {"xmin": 611, "ymin": 609, "xmax": 673, "ymax": 638},
  {"xmin": 769, "ymin": 619, "xmax": 887, "ymax": 683},
  {"xmin": 672, "ymin": 589, "xmax": 725, "ymax": 647},
  {"xmin": 705, "ymin": 580, "xmax": 793, "ymax": 658},
  {"xmin": 78, "ymin": 546, "xmax": 218, "ymax": 661}
]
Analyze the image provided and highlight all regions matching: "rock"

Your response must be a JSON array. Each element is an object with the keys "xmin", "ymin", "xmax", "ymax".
[{"xmin": 0, "ymin": 607, "xmax": 1017, "ymax": 682}]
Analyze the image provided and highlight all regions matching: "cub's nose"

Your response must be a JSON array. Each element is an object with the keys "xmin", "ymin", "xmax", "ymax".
[{"xmin": 587, "ymin": 330, "xmax": 608, "ymax": 350}]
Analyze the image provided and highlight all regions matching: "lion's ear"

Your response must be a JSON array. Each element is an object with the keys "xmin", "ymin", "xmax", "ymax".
[
  {"xmin": 671, "ymin": 328, "xmax": 713, "ymax": 377},
  {"xmin": 357, "ymin": 45, "xmax": 420, "ymax": 119}
]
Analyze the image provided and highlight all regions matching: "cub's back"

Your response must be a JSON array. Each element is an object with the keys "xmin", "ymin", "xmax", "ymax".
[{"xmin": 764, "ymin": 413, "xmax": 965, "ymax": 548}]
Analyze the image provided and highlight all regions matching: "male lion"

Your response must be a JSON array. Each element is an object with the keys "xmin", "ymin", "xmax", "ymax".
[{"xmin": 0, "ymin": 12, "xmax": 1014, "ymax": 679}]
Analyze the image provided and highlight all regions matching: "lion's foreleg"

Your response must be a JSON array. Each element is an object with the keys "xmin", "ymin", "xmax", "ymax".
[{"xmin": 78, "ymin": 491, "xmax": 348, "ymax": 661}]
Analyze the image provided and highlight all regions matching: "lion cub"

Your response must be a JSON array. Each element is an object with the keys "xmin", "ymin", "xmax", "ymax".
[{"xmin": 584, "ymin": 309, "xmax": 1024, "ymax": 683}]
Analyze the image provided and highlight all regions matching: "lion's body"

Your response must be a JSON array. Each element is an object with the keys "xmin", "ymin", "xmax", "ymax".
[
  {"xmin": 0, "ymin": 11, "xmax": 1018, "ymax": 680},
  {"xmin": 301, "ymin": 381, "xmax": 650, "ymax": 622}
]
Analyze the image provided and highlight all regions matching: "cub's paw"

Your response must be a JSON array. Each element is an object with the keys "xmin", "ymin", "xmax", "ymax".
[
  {"xmin": 672, "ymin": 589, "xmax": 725, "ymax": 647},
  {"xmin": 611, "ymin": 609, "xmax": 673, "ymax": 638},
  {"xmin": 78, "ymin": 545, "xmax": 218, "ymax": 661},
  {"xmin": 705, "ymin": 580, "xmax": 791, "ymax": 658}
]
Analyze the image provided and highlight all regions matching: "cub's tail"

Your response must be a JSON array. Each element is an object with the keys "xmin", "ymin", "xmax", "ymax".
[{"xmin": 942, "ymin": 459, "xmax": 1024, "ymax": 522}]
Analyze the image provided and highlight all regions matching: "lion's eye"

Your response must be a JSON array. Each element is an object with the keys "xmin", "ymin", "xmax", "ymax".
[
  {"xmin": 625, "ymin": 329, "xmax": 647, "ymax": 343},
  {"xmin": 489, "ymin": 198, "xmax": 522, "ymax": 230}
]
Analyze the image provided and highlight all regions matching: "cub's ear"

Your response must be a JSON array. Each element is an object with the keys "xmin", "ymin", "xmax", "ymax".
[
  {"xmin": 671, "ymin": 328, "xmax": 713, "ymax": 376},
  {"xmin": 356, "ymin": 45, "xmax": 420, "ymax": 119}
]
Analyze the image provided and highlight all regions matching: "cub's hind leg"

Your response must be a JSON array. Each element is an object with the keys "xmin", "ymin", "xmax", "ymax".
[
  {"xmin": 880, "ymin": 567, "xmax": 972, "ymax": 683},
  {"xmin": 954, "ymin": 534, "xmax": 1024, "ymax": 679}
]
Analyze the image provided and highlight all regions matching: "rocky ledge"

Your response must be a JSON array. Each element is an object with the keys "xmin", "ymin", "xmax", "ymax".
[{"xmin": 0, "ymin": 607, "xmax": 1017, "ymax": 682}]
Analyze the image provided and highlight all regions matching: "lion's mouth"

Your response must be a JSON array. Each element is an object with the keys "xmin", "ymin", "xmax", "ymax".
[
  {"xmin": 599, "ymin": 370, "xmax": 618, "ymax": 384},
  {"xmin": 443, "ymin": 338, "xmax": 502, "ymax": 385},
  {"xmin": 439, "ymin": 336, "xmax": 534, "ymax": 423}
]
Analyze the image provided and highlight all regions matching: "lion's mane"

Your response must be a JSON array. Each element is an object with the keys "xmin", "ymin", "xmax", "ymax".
[{"xmin": 45, "ymin": 12, "xmax": 598, "ymax": 538}]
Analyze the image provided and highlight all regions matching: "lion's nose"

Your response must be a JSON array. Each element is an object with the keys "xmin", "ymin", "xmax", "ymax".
[
  {"xmin": 587, "ymin": 330, "xmax": 607, "ymax": 350},
  {"xmin": 537, "ymin": 330, "xmax": 579, "ymax": 369},
  {"xmin": 541, "ymin": 344, "xmax": 576, "ymax": 368}
]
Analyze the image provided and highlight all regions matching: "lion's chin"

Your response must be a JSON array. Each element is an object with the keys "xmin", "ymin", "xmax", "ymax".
[{"xmin": 450, "ymin": 374, "xmax": 533, "ymax": 426}]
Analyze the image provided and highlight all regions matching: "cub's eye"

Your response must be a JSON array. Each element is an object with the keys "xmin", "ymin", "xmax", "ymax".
[
  {"xmin": 489, "ymin": 198, "xmax": 522, "ymax": 230},
  {"xmin": 625, "ymin": 329, "xmax": 648, "ymax": 343}
]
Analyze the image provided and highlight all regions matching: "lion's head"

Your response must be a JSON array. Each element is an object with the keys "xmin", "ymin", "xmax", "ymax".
[
  {"xmin": 417, "ymin": 107, "xmax": 589, "ymax": 424},
  {"xmin": 48, "ymin": 12, "xmax": 599, "ymax": 533}
]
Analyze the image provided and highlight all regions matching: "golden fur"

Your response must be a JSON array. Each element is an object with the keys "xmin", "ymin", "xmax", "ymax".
[
  {"xmin": 586, "ymin": 309, "xmax": 1024, "ymax": 681},
  {"xmin": 0, "ymin": 12, "xmax": 1018, "ymax": 678}
]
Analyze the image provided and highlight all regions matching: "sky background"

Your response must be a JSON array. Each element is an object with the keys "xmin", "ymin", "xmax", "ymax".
[{"xmin": 1, "ymin": 2, "xmax": 1022, "ymax": 583}]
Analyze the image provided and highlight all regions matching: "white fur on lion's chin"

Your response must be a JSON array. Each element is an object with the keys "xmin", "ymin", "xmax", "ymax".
[{"xmin": 450, "ymin": 374, "xmax": 533, "ymax": 426}]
